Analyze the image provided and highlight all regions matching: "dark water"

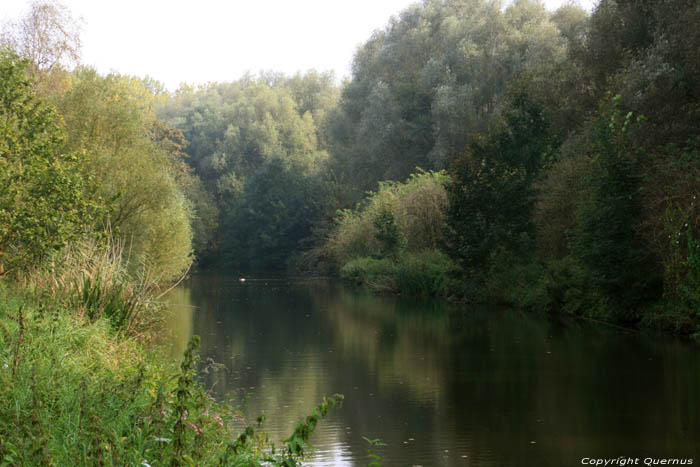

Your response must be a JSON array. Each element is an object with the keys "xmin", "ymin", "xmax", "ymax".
[{"xmin": 162, "ymin": 274, "xmax": 700, "ymax": 466}]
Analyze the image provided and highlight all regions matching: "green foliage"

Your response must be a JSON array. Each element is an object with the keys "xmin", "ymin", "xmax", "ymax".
[
  {"xmin": 326, "ymin": 170, "xmax": 449, "ymax": 266},
  {"xmin": 55, "ymin": 68, "xmax": 193, "ymax": 282},
  {"xmin": 395, "ymin": 250, "xmax": 456, "ymax": 296},
  {"xmin": 0, "ymin": 286, "xmax": 344, "ymax": 465},
  {"xmin": 572, "ymin": 97, "xmax": 659, "ymax": 315},
  {"xmin": 446, "ymin": 83, "xmax": 553, "ymax": 272},
  {"xmin": 0, "ymin": 51, "xmax": 102, "ymax": 275},
  {"xmin": 280, "ymin": 394, "xmax": 344, "ymax": 462},
  {"xmin": 328, "ymin": 0, "xmax": 569, "ymax": 194},
  {"xmin": 363, "ymin": 436, "xmax": 386, "ymax": 467},
  {"xmin": 19, "ymin": 237, "xmax": 162, "ymax": 334},
  {"xmin": 327, "ymin": 169, "xmax": 452, "ymax": 295},
  {"xmin": 642, "ymin": 138, "xmax": 700, "ymax": 318},
  {"xmin": 158, "ymin": 73, "xmax": 338, "ymax": 269},
  {"xmin": 341, "ymin": 257, "xmax": 397, "ymax": 292},
  {"xmin": 534, "ymin": 143, "xmax": 590, "ymax": 260},
  {"xmin": 677, "ymin": 232, "xmax": 700, "ymax": 313},
  {"xmin": 486, "ymin": 250, "xmax": 591, "ymax": 316},
  {"xmin": 171, "ymin": 335, "xmax": 201, "ymax": 465},
  {"xmin": 373, "ymin": 205, "xmax": 401, "ymax": 259},
  {"xmin": 222, "ymin": 157, "xmax": 330, "ymax": 270},
  {"xmin": 341, "ymin": 251, "xmax": 456, "ymax": 296}
]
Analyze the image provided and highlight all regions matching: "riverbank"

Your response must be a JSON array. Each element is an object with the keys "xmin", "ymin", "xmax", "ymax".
[
  {"xmin": 0, "ymin": 279, "xmax": 341, "ymax": 465},
  {"xmin": 334, "ymin": 251, "xmax": 700, "ymax": 340}
]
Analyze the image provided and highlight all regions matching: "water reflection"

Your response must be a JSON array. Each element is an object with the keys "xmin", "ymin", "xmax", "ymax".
[{"xmin": 162, "ymin": 275, "xmax": 700, "ymax": 466}]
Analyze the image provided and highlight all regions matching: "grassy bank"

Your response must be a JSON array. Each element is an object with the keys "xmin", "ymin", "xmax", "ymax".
[{"xmin": 0, "ymin": 247, "xmax": 342, "ymax": 465}]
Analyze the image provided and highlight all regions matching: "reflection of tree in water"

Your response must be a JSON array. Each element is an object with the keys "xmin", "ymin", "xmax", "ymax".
[
  {"xmin": 162, "ymin": 275, "xmax": 700, "ymax": 465},
  {"xmin": 159, "ymin": 286, "xmax": 194, "ymax": 359}
]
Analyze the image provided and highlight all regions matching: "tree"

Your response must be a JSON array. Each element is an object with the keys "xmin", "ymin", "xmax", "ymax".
[
  {"xmin": 0, "ymin": 52, "xmax": 99, "ymax": 275},
  {"xmin": 0, "ymin": 0, "xmax": 82, "ymax": 72},
  {"xmin": 55, "ymin": 68, "xmax": 193, "ymax": 281},
  {"xmin": 158, "ymin": 73, "xmax": 337, "ymax": 267},
  {"xmin": 573, "ymin": 97, "xmax": 660, "ymax": 313},
  {"xmin": 446, "ymin": 83, "xmax": 553, "ymax": 271},
  {"xmin": 221, "ymin": 157, "xmax": 328, "ymax": 270},
  {"xmin": 327, "ymin": 0, "xmax": 568, "ymax": 196}
]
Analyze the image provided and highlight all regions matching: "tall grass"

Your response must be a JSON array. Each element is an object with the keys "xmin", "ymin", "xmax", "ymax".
[
  {"xmin": 18, "ymin": 237, "xmax": 160, "ymax": 335},
  {"xmin": 0, "ymin": 286, "xmax": 343, "ymax": 465}
]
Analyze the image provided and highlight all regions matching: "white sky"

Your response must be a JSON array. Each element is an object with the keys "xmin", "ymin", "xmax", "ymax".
[{"xmin": 2, "ymin": 0, "xmax": 594, "ymax": 90}]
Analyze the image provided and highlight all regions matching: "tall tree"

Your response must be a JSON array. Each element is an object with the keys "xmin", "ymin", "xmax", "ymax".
[
  {"xmin": 447, "ymin": 82, "xmax": 553, "ymax": 271},
  {"xmin": 56, "ymin": 69, "xmax": 193, "ymax": 281},
  {"xmin": 327, "ymin": 0, "xmax": 568, "ymax": 196}
]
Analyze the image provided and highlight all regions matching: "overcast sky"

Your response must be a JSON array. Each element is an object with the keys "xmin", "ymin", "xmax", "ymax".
[{"xmin": 2, "ymin": 0, "xmax": 595, "ymax": 90}]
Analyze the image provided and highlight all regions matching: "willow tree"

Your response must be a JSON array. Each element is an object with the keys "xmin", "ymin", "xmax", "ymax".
[
  {"xmin": 327, "ymin": 0, "xmax": 569, "ymax": 195},
  {"xmin": 55, "ymin": 69, "xmax": 193, "ymax": 282}
]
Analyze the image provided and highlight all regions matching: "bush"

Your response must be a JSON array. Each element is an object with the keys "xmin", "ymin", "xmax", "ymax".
[
  {"xmin": 340, "ymin": 250, "xmax": 456, "ymax": 296},
  {"xmin": 395, "ymin": 251, "xmax": 456, "ymax": 296},
  {"xmin": 325, "ymin": 169, "xmax": 449, "ymax": 267},
  {"xmin": 340, "ymin": 257, "xmax": 397, "ymax": 292}
]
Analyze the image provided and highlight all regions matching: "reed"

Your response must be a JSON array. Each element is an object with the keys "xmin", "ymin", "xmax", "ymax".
[{"xmin": 19, "ymin": 236, "xmax": 160, "ymax": 335}]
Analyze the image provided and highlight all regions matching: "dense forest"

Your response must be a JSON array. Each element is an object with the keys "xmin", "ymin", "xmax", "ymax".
[{"xmin": 1, "ymin": 0, "xmax": 699, "ymax": 462}]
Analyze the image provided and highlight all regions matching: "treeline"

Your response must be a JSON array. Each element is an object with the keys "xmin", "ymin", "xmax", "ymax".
[
  {"xmin": 157, "ymin": 72, "xmax": 338, "ymax": 269},
  {"xmin": 446, "ymin": 0, "xmax": 700, "ymax": 332},
  {"xmin": 320, "ymin": 0, "xmax": 700, "ymax": 333}
]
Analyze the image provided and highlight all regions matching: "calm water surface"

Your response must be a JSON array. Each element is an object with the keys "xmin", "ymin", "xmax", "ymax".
[{"xmin": 162, "ymin": 274, "xmax": 700, "ymax": 466}]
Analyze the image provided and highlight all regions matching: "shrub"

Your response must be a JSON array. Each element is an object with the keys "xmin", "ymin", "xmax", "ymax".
[
  {"xmin": 340, "ymin": 257, "xmax": 397, "ymax": 292},
  {"xmin": 325, "ymin": 169, "xmax": 449, "ymax": 267},
  {"xmin": 395, "ymin": 251, "xmax": 456, "ymax": 296},
  {"xmin": 340, "ymin": 251, "xmax": 456, "ymax": 296}
]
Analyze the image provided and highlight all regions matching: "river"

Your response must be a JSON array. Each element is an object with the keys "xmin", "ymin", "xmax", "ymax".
[{"xmin": 162, "ymin": 274, "xmax": 700, "ymax": 466}]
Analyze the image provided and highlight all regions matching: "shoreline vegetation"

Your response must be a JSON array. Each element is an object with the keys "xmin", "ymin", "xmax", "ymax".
[
  {"xmin": 1, "ymin": 0, "xmax": 699, "ymax": 463},
  {"xmin": 0, "ymin": 242, "xmax": 343, "ymax": 465}
]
